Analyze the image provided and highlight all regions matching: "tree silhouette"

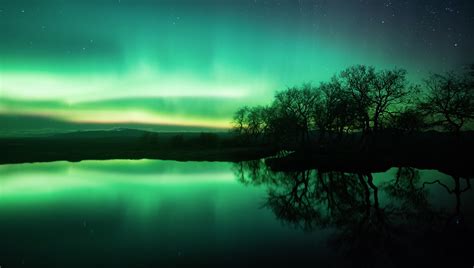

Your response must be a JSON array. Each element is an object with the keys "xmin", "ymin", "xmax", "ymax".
[
  {"xmin": 371, "ymin": 69, "xmax": 413, "ymax": 132},
  {"xmin": 316, "ymin": 78, "xmax": 357, "ymax": 141},
  {"xmin": 232, "ymin": 106, "xmax": 249, "ymax": 135},
  {"xmin": 420, "ymin": 72, "xmax": 474, "ymax": 133},
  {"xmin": 339, "ymin": 65, "xmax": 376, "ymax": 134},
  {"xmin": 231, "ymin": 65, "xmax": 473, "ymax": 151},
  {"xmin": 388, "ymin": 108, "xmax": 426, "ymax": 135},
  {"xmin": 232, "ymin": 105, "xmax": 270, "ymax": 142},
  {"xmin": 338, "ymin": 65, "xmax": 413, "ymax": 134},
  {"xmin": 272, "ymin": 83, "xmax": 320, "ymax": 145}
]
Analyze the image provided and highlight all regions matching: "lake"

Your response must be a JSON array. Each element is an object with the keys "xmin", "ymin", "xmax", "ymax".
[{"xmin": 1, "ymin": 159, "xmax": 473, "ymax": 267}]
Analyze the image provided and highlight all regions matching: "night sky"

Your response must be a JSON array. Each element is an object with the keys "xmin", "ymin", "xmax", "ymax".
[{"xmin": 1, "ymin": 0, "xmax": 473, "ymax": 131}]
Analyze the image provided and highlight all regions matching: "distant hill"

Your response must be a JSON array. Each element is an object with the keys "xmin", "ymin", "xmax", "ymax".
[
  {"xmin": 0, "ymin": 114, "xmax": 228, "ymax": 137},
  {"xmin": 52, "ymin": 128, "xmax": 151, "ymax": 138}
]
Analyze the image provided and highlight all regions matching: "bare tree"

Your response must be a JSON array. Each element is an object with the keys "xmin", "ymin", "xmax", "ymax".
[
  {"xmin": 232, "ymin": 106, "xmax": 250, "ymax": 135},
  {"xmin": 371, "ymin": 69, "xmax": 411, "ymax": 132},
  {"xmin": 231, "ymin": 65, "xmax": 462, "ymax": 151},
  {"xmin": 246, "ymin": 106, "xmax": 267, "ymax": 139},
  {"xmin": 339, "ymin": 65, "xmax": 376, "ymax": 134},
  {"xmin": 420, "ymin": 72, "xmax": 474, "ymax": 133},
  {"xmin": 273, "ymin": 83, "xmax": 320, "ymax": 144},
  {"xmin": 337, "ymin": 65, "xmax": 412, "ymax": 135},
  {"xmin": 316, "ymin": 78, "xmax": 357, "ymax": 140},
  {"xmin": 232, "ymin": 105, "xmax": 270, "ymax": 142}
]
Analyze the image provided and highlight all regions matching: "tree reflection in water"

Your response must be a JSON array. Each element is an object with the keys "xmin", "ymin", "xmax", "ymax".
[{"xmin": 234, "ymin": 161, "xmax": 473, "ymax": 267}]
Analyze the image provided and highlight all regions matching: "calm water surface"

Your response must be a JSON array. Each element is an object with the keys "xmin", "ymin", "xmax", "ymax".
[{"xmin": 0, "ymin": 160, "xmax": 472, "ymax": 267}]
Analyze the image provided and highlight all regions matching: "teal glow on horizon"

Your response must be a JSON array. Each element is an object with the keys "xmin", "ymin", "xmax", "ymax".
[{"xmin": 1, "ymin": 1, "xmax": 472, "ymax": 130}]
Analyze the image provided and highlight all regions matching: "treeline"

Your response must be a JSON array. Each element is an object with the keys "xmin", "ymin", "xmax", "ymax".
[
  {"xmin": 233, "ymin": 65, "xmax": 474, "ymax": 149},
  {"xmin": 138, "ymin": 132, "xmax": 222, "ymax": 149}
]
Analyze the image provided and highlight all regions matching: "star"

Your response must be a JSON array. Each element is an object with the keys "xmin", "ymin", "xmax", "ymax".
[{"xmin": 445, "ymin": 7, "xmax": 455, "ymax": 13}]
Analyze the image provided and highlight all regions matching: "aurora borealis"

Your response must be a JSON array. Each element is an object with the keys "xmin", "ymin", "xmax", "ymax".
[{"xmin": 1, "ymin": 0, "xmax": 473, "ymax": 132}]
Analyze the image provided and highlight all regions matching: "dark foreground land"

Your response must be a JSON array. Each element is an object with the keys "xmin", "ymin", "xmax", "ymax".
[
  {"xmin": 0, "ymin": 129, "xmax": 275, "ymax": 164},
  {"xmin": 1, "ymin": 129, "xmax": 473, "ymax": 177},
  {"xmin": 266, "ymin": 130, "xmax": 474, "ymax": 177},
  {"xmin": 1, "ymin": 130, "xmax": 474, "ymax": 268}
]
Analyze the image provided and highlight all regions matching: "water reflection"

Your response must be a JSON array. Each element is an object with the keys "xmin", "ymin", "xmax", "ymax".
[
  {"xmin": 0, "ymin": 160, "xmax": 472, "ymax": 267},
  {"xmin": 234, "ymin": 161, "xmax": 474, "ymax": 267},
  {"xmin": 0, "ymin": 160, "xmax": 328, "ymax": 267}
]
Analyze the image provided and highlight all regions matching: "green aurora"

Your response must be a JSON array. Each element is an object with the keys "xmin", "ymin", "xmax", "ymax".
[{"xmin": 1, "ymin": 0, "xmax": 473, "ymax": 131}]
